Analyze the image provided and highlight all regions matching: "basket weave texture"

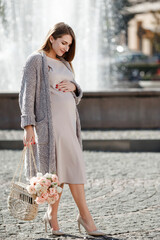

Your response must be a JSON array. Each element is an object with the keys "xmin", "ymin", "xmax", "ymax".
[{"xmin": 7, "ymin": 145, "xmax": 38, "ymax": 221}]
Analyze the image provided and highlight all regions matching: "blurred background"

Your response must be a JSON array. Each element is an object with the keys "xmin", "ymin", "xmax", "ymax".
[
  {"xmin": 0, "ymin": 0, "xmax": 160, "ymax": 131},
  {"xmin": 0, "ymin": 0, "xmax": 160, "ymax": 92}
]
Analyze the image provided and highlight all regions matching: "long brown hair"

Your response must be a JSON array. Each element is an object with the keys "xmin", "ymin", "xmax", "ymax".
[{"xmin": 38, "ymin": 22, "xmax": 76, "ymax": 72}]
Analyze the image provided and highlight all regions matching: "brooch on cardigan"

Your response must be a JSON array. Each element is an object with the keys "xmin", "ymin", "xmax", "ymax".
[{"xmin": 48, "ymin": 65, "xmax": 53, "ymax": 72}]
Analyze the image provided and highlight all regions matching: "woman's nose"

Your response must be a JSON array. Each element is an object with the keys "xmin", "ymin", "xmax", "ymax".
[{"xmin": 65, "ymin": 45, "xmax": 69, "ymax": 52}]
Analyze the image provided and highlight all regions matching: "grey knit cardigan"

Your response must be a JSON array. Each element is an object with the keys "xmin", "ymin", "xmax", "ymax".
[{"xmin": 19, "ymin": 50, "xmax": 83, "ymax": 180}]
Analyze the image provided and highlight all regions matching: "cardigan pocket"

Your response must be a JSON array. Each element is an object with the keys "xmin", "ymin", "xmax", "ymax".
[{"xmin": 35, "ymin": 117, "xmax": 48, "ymax": 144}]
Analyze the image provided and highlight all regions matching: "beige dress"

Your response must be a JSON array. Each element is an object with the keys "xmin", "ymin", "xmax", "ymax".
[{"xmin": 47, "ymin": 56, "xmax": 87, "ymax": 184}]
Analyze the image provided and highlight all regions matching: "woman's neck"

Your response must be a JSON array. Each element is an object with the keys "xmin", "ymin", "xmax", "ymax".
[{"xmin": 45, "ymin": 50, "xmax": 60, "ymax": 60}]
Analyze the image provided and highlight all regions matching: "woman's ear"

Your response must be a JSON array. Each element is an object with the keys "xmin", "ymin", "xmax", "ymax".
[{"xmin": 50, "ymin": 36, "xmax": 54, "ymax": 44}]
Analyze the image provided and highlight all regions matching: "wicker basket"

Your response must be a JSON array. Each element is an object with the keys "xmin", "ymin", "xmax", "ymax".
[{"xmin": 7, "ymin": 145, "xmax": 39, "ymax": 221}]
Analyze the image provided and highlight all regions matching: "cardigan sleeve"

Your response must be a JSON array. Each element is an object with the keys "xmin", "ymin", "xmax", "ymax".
[
  {"xmin": 18, "ymin": 55, "xmax": 37, "ymax": 129},
  {"xmin": 62, "ymin": 59, "xmax": 83, "ymax": 105},
  {"xmin": 70, "ymin": 79, "xmax": 83, "ymax": 105}
]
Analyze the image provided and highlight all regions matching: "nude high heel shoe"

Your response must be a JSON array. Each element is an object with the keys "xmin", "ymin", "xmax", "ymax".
[
  {"xmin": 77, "ymin": 213, "xmax": 106, "ymax": 236},
  {"xmin": 43, "ymin": 211, "xmax": 65, "ymax": 236}
]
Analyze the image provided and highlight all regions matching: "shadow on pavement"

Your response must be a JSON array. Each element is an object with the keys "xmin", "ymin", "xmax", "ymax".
[{"xmin": 36, "ymin": 233, "xmax": 122, "ymax": 240}]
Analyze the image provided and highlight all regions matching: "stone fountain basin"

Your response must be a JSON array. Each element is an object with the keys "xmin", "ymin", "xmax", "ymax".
[
  {"xmin": 139, "ymin": 81, "xmax": 160, "ymax": 88},
  {"xmin": 1, "ymin": 89, "xmax": 160, "ymax": 129}
]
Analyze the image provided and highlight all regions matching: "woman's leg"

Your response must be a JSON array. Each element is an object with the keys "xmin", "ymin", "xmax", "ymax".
[
  {"xmin": 48, "ymin": 183, "xmax": 64, "ymax": 230},
  {"xmin": 69, "ymin": 184, "xmax": 97, "ymax": 232}
]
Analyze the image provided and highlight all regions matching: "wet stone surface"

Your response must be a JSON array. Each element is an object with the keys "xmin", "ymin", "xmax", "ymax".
[{"xmin": 0, "ymin": 150, "xmax": 160, "ymax": 239}]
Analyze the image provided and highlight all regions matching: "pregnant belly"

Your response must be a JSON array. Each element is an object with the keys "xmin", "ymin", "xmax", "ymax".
[
  {"xmin": 50, "ymin": 88, "xmax": 76, "ymax": 115},
  {"xmin": 50, "ymin": 88, "xmax": 77, "ymax": 134}
]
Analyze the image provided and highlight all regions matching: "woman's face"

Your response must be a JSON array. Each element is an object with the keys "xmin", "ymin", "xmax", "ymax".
[{"xmin": 50, "ymin": 34, "xmax": 73, "ymax": 56}]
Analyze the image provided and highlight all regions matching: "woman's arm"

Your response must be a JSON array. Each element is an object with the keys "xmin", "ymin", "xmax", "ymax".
[
  {"xmin": 63, "ymin": 60, "xmax": 83, "ymax": 105},
  {"xmin": 19, "ymin": 54, "xmax": 37, "ymax": 129}
]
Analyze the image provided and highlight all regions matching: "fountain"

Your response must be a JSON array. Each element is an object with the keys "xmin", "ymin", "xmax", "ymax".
[{"xmin": 0, "ymin": 0, "xmax": 117, "ymax": 92}]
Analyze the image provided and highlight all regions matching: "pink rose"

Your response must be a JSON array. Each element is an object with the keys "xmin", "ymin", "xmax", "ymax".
[
  {"xmin": 48, "ymin": 193, "xmax": 53, "ymax": 198},
  {"xmin": 30, "ymin": 177, "xmax": 39, "ymax": 186},
  {"xmin": 26, "ymin": 185, "xmax": 36, "ymax": 194},
  {"xmin": 49, "ymin": 187, "xmax": 56, "ymax": 195},
  {"xmin": 38, "ymin": 177, "xmax": 51, "ymax": 188},
  {"xmin": 48, "ymin": 192, "xmax": 59, "ymax": 201},
  {"xmin": 41, "ymin": 192, "xmax": 49, "ymax": 200},
  {"xmin": 51, "ymin": 174, "xmax": 59, "ymax": 183},
  {"xmin": 35, "ymin": 196, "xmax": 46, "ymax": 204},
  {"xmin": 54, "ymin": 193, "xmax": 59, "ymax": 201},
  {"xmin": 39, "ymin": 186, "xmax": 48, "ymax": 195},
  {"xmin": 45, "ymin": 178, "xmax": 52, "ymax": 187},
  {"xmin": 47, "ymin": 197, "xmax": 56, "ymax": 204}
]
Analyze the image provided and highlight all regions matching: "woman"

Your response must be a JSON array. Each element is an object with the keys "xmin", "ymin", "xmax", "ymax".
[{"xmin": 19, "ymin": 22, "xmax": 105, "ymax": 236}]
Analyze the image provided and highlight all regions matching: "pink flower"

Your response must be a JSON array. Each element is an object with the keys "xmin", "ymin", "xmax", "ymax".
[
  {"xmin": 38, "ymin": 186, "xmax": 48, "ymax": 195},
  {"xmin": 45, "ymin": 178, "xmax": 52, "ymax": 187},
  {"xmin": 47, "ymin": 197, "xmax": 56, "ymax": 204},
  {"xmin": 49, "ymin": 187, "xmax": 56, "ymax": 195},
  {"xmin": 51, "ymin": 174, "xmax": 59, "ymax": 183},
  {"xmin": 35, "ymin": 196, "xmax": 46, "ymax": 204},
  {"xmin": 30, "ymin": 177, "xmax": 39, "ymax": 186},
  {"xmin": 38, "ymin": 177, "xmax": 51, "ymax": 188},
  {"xmin": 26, "ymin": 185, "xmax": 36, "ymax": 194},
  {"xmin": 41, "ymin": 192, "xmax": 49, "ymax": 200},
  {"xmin": 54, "ymin": 193, "xmax": 59, "ymax": 201},
  {"xmin": 27, "ymin": 173, "xmax": 61, "ymax": 205},
  {"xmin": 48, "ymin": 192, "xmax": 59, "ymax": 202},
  {"xmin": 48, "ymin": 193, "xmax": 54, "ymax": 198}
]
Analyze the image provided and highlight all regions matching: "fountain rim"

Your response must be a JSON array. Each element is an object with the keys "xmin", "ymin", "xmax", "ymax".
[{"xmin": 1, "ymin": 88, "xmax": 160, "ymax": 98}]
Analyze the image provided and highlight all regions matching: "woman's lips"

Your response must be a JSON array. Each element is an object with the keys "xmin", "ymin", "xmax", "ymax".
[{"xmin": 61, "ymin": 50, "xmax": 65, "ymax": 54}]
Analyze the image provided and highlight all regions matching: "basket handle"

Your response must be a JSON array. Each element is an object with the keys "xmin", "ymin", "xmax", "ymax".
[
  {"xmin": 28, "ymin": 144, "xmax": 38, "ymax": 179},
  {"xmin": 11, "ymin": 144, "xmax": 38, "ymax": 184}
]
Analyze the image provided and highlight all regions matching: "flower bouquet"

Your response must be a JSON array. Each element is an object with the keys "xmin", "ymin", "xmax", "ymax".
[{"xmin": 26, "ymin": 172, "xmax": 63, "ymax": 205}]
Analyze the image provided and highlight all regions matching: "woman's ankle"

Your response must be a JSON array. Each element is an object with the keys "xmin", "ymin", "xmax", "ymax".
[
  {"xmin": 79, "ymin": 210, "xmax": 92, "ymax": 220},
  {"xmin": 79, "ymin": 213, "xmax": 97, "ymax": 232},
  {"xmin": 50, "ymin": 218, "xmax": 59, "ymax": 231}
]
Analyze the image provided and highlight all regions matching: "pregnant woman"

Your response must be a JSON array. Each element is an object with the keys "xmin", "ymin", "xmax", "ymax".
[{"xmin": 19, "ymin": 22, "xmax": 105, "ymax": 236}]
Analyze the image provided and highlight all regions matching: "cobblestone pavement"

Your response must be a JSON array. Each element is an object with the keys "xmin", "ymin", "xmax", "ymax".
[{"xmin": 1, "ymin": 150, "xmax": 160, "ymax": 240}]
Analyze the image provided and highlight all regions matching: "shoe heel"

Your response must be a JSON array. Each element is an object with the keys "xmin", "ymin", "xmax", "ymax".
[{"xmin": 78, "ymin": 221, "xmax": 81, "ymax": 233}]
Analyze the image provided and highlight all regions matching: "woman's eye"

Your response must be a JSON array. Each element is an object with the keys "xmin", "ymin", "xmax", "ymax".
[{"xmin": 62, "ymin": 42, "xmax": 71, "ymax": 48}]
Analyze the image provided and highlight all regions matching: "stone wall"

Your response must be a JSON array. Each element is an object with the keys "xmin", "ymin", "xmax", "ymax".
[{"xmin": 1, "ymin": 90, "xmax": 160, "ymax": 129}]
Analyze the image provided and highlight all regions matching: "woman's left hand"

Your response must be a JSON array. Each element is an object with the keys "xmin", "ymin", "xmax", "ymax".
[{"xmin": 56, "ymin": 80, "xmax": 76, "ymax": 92}]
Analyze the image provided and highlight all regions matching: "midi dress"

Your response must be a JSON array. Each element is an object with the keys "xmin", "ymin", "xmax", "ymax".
[{"xmin": 46, "ymin": 56, "xmax": 87, "ymax": 185}]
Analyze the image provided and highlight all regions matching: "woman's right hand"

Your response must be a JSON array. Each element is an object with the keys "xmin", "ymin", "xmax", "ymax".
[{"xmin": 23, "ymin": 125, "xmax": 36, "ymax": 147}]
